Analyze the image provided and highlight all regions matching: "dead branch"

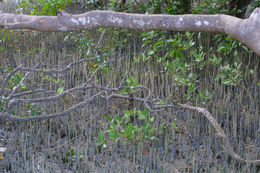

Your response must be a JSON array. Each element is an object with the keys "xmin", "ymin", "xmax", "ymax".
[
  {"xmin": 179, "ymin": 103, "xmax": 260, "ymax": 166},
  {"xmin": 6, "ymin": 59, "xmax": 114, "ymax": 112},
  {"xmin": 0, "ymin": 92, "xmax": 102, "ymax": 121},
  {"xmin": 8, "ymin": 89, "xmax": 57, "ymax": 99},
  {"xmin": 0, "ymin": 84, "xmax": 168, "ymax": 121}
]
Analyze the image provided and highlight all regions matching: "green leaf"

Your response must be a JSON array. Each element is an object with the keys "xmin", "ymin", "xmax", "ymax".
[
  {"xmin": 52, "ymin": 78, "xmax": 58, "ymax": 83},
  {"xmin": 127, "ymin": 124, "xmax": 135, "ymax": 131},
  {"xmin": 30, "ymin": 110, "xmax": 35, "ymax": 116},
  {"xmin": 114, "ymin": 115, "xmax": 122, "ymax": 123},
  {"xmin": 0, "ymin": 27, "xmax": 5, "ymax": 32},
  {"xmin": 154, "ymin": 40, "xmax": 164, "ymax": 48},
  {"xmin": 222, "ymin": 80, "xmax": 233, "ymax": 85},
  {"xmin": 12, "ymin": 74, "xmax": 22, "ymax": 84},
  {"xmin": 123, "ymin": 113, "xmax": 130, "ymax": 122},
  {"xmin": 224, "ymin": 36, "xmax": 233, "ymax": 41},
  {"xmin": 44, "ymin": 75, "xmax": 50, "ymax": 80},
  {"xmin": 149, "ymin": 117, "xmax": 154, "ymax": 122},
  {"xmin": 109, "ymin": 129, "xmax": 118, "ymax": 141},
  {"xmin": 156, "ymin": 99, "xmax": 166, "ymax": 105},
  {"xmin": 143, "ymin": 108, "xmax": 150, "ymax": 116},
  {"xmin": 217, "ymin": 46, "xmax": 228, "ymax": 52},
  {"xmin": 105, "ymin": 115, "xmax": 112, "ymax": 122},
  {"xmin": 151, "ymin": 136, "xmax": 156, "ymax": 140},
  {"xmin": 97, "ymin": 131, "xmax": 107, "ymax": 146},
  {"xmin": 57, "ymin": 87, "xmax": 64, "ymax": 94},
  {"xmin": 242, "ymin": 45, "xmax": 249, "ymax": 52},
  {"xmin": 138, "ymin": 113, "xmax": 147, "ymax": 120},
  {"xmin": 172, "ymin": 121, "xmax": 177, "ymax": 129},
  {"xmin": 166, "ymin": 39, "xmax": 174, "ymax": 43}
]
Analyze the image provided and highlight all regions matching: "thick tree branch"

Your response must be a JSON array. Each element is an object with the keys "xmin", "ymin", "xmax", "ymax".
[{"xmin": 0, "ymin": 9, "xmax": 260, "ymax": 55}]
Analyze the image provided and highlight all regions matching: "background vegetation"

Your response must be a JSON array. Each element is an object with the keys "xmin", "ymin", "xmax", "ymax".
[{"xmin": 0, "ymin": 0, "xmax": 260, "ymax": 172}]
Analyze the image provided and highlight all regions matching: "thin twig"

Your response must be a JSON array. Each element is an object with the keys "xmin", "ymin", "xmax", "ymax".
[
  {"xmin": 7, "ymin": 63, "xmax": 41, "ymax": 99},
  {"xmin": 0, "ymin": 65, "xmax": 23, "ymax": 96},
  {"xmin": 8, "ymin": 89, "xmax": 57, "ymax": 99}
]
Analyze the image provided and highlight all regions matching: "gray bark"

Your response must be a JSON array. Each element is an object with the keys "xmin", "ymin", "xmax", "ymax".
[{"xmin": 0, "ymin": 9, "xmax": 260, "ymax": 54}]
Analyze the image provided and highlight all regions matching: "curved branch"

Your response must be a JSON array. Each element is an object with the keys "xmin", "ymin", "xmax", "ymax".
[
  {"xmin": 8, "ymin": 89, "xmax": 57, "ymax": 99},
  {"xmin": 179, "ymin": 103, "xmax": 260, "ymax": 166},
  {"xmin": 1, "ymin": 9, "xmax": 260, "ymax": 55},
  {"xmin": 0, "ymin": 93, "xmax": 102, "ymax": 121}
]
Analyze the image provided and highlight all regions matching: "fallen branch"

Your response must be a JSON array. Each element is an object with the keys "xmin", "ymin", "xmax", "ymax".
[
  {"xmin": 6, "ymin": 59, "xmax": 114, "ymax": 112},
  {"xmin": 0, "ymin": 92, "xmax": 102, "ymax": 121},
  {"xmin": 179, "ymin": 103, "xmax": 260, "ymax": 166}
]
